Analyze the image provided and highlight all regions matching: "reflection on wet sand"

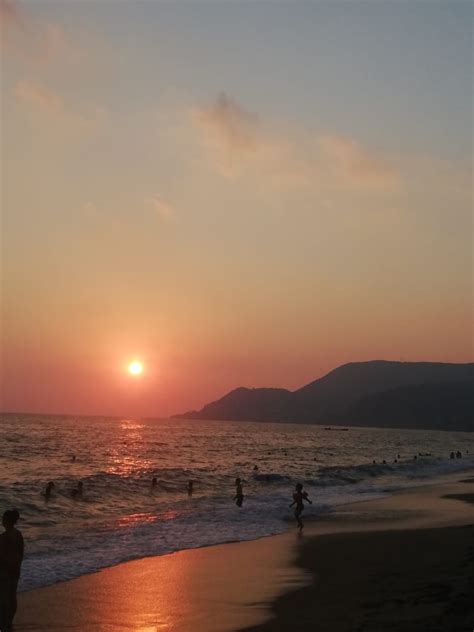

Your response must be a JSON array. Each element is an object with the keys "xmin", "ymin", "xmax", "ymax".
[{"xmin": 16, "ymin": 532, "xmax": 306, "ymax": 632}]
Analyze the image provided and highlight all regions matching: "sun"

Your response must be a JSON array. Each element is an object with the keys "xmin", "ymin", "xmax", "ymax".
[{"xmin": 127, "ymin": 360, "xmax": 144, "ymax": 376}]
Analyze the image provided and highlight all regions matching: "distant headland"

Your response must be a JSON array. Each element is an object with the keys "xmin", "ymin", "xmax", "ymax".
[{"xmin": 173, "ymin": 361, "xmax": 474, "ymax": 432}]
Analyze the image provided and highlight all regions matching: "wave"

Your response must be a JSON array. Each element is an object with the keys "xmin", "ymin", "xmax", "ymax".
[
  {"xmin": 313, "ymin": 455, "xmax": 474, "ymax": 487},
  {"xmin": 251, "ymin": 473, "xmax": 290, "ymax": 482},
  {"xmin": 3, "ymin": 415, "xmax": 473, "ymax": 593}
]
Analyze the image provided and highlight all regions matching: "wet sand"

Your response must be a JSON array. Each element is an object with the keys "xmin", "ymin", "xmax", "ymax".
[
  {"xmin": 15, "ymin": 473, "xmax": 474, "ymax": 632},
  {"xmin": 15, "ymin": 531, "xmax": 307, "ymax": 632},
  {"xmin": 239, "ymin": 480, "xmax": 474, "ymax": 632}
]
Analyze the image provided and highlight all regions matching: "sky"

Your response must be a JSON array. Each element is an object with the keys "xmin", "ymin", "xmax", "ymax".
[{"xmin": 1, "ymin": 0, "xmax": 472, "ymax": 417}]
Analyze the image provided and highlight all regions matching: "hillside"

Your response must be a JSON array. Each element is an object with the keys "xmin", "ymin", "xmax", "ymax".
[
  {"xmin": 174, "ymin": 361, "xmax": 474, "ymax": 431},
  {"xmin": 342, "ymin": 380, "xmax": 474, "ymax": 431}
]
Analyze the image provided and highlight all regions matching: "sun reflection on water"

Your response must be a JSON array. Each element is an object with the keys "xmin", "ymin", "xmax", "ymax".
[
  {"xmin": 104, "ymin": 419, "xmax": 154, "ymax": 476},
  {"xmin": 115, "ymin": 510, "xmax": 179, "ymax": 529}
]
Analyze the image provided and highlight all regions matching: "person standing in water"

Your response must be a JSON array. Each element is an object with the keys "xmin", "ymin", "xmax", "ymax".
[
  {"xmin": 187, "ymin": 480, "xmax": 194, "ymax": 497},
  {"xmin": 289, "ymin": 483, "xmax": 312, "ymax": 530},
  {"xmin": 234, "ymin": 478, "xmax": 244, "ymax": 507},
  {"xmin": 0, "ymin": 510, "xmax": 24, "ymax": 632},
  {"xmin": 71, "ymin": 481, "xmax": 83, "ymax": 499},
  {"xmin": 43, "ymin": 481, "xmax": 55, "ymax": 500}
]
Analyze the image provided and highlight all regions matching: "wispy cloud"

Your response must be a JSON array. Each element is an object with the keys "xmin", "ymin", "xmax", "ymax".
[
  {"xmin": 319, "ymin": 135, "xmax": 397, "ymax": 188},
  {"xmin": 1, "ymin": 0, "xmax": 82, "ymax": 65},
  {"xmin": 191, "ymin": 93, "xmax": 265, "ymax": 176},
  {"xmin": 34, "ymin": 22, "xmax": 83, "ymax": 66},
  {"xmin": 5, "ymin": 2, "xmax": 103, "ymax": 136},
  {"xmin": 15, "ymin": 78, "xmax": 63, "ymax": 114},
  {"xmin": 193, "ymin": 93, "xmax": 399, "ymax": 191},
  {"xmin": 145, "ymin": 195, "xmax": 176, "ymax": 220},
  {"xmin": 15, "ymin": 79, "xmax": 106, "ymax": 132},
  {"xmin": 0, "ymin": 0, "xmax": 26, "ymax": 52},
  {"xmin": 0, "ymin": 0, "xmax": 21, "ymax": 28},
  {"xmin": 195, "ymin": 92, "xmax": 260, "ymax": 156}
]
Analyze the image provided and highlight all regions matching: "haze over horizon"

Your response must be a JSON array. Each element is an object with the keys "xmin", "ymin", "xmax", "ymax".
[{"xmin": 1, "ymin": 0, "xmax": 472, "ymax": 417}]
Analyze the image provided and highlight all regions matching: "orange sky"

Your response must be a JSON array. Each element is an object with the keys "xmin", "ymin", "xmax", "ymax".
[{"xmin": 1, "ymin": 1, "xmax": 472, "ymax": 416}]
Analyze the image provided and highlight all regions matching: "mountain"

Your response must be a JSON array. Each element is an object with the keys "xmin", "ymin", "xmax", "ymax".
[
  {"xmin": 344, "ymin": 380, "xmax": 474, "ymax": 431},
  {"xmin": 174, "ymin": 361, "xmax": 474, "ymax": 432},
  {"xmin": 184, "ymin": 387, "xmax": 294, "ymax": 422}
]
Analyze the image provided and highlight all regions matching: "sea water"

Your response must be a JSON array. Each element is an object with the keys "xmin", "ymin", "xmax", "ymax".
[{"xmin": 1, "ymin": 414, "xmax": 473, "ymax": 591}]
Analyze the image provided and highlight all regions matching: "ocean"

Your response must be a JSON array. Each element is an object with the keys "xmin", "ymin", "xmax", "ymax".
[{"xmin": 1, "ymin": 414, "xmax": 473, "ymax": 592}]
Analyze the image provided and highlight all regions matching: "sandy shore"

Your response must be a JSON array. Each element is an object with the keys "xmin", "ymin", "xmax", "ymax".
[
  {"xmin": 15, "ymin": 472, "xmax": 474, "ymax": 632},
  {"xmin": 239, "ymin": 485, "xmax": 474, "ymax": 632},
  {"xmin": 15, "ymin": 530, "xmax": 306, "ymax": 632}
]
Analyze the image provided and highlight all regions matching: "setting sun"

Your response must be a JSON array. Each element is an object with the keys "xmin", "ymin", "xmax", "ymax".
[{"xmin": 127, "ymin": 361, "xmax": 144, "ymax": 376}]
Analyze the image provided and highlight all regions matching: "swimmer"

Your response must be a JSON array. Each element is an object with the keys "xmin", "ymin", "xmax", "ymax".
[
  {"xmin": 43, "ymin": 482, "xmax": 55, "ymax": 500},
  {"xmin": 71, "ymin": 481, "xmax": 83, "ymax": 499},
  {"xmin": 289, "ymin": 483, "xmax": 312, "ymax": 530},
  {"xmin": 234, "ymin": 478, "xmax": 244, "ymax": 507}
]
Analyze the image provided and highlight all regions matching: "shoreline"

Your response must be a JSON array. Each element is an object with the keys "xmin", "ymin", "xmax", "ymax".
[
  {"xmin": 17, "ymin": 464, "xmax": 474, "ymax": 594},
  {"xmin": 17, "ymin": 529, "xmax": 306, "ymax": 632},
  {"xmin": 15, "ymin": 471, "xmax": 474, "ymax": 631},
  {"xmin": 238, "ymin": 480, "xmax": 474, "ymax": 632}
]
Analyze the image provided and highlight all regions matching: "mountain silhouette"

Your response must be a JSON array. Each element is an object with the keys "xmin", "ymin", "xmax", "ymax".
[{"xmin": 174, "ymin": 361, "xmax": 474, "ymax": 431}]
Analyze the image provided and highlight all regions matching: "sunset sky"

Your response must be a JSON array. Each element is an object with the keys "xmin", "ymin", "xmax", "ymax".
[{"xmin": 1, "ymin": 0, "xmax": 472, "ymax": 417}]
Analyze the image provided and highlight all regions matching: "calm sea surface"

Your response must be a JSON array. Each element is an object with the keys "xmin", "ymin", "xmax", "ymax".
[{"xmin": 1, "ymin": 414, "xmax": 473, "ymax": 591}]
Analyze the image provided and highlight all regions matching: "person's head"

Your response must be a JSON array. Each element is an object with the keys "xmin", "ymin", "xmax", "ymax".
[
  {"xmin": 151, "ymin": 477, "xmax": 157, "ymax": 486},
  {"xmin": 78, "ymin": 481, "xmax": 83, "ymax": 489},
  {"xmin": 295, "ymin": 483, "xmax": 303, "ymax": 491},
  {"xmin": 235, "ymin": 478, "xmax": 241, "ymax": 485},
  {"xmin": 47, "ymin": 481, "xmax": 54, "ymax": 490},
  {"xmin": 2, "ymin": 509, "xmax": 20, "ymax": 529}
]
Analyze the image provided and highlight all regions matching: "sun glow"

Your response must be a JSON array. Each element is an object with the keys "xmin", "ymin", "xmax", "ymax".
[{"xmin": 128, "ymin": 360, "xmax": 144, "ymax": 376}]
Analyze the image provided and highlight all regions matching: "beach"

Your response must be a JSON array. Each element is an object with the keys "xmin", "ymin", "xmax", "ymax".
[
  {"xmin": 239, "ymin": 476, "xmax": 474, "ymax": 632},
  {"xmin": 14, "ymin": 472, "xmax": 474, "ymax": 632},
  {"xmin": 4, "ymin": 1, "xmax": 472, "ymax": 630}
]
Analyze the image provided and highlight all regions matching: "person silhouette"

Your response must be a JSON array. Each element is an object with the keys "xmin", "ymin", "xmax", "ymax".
[
  {"xmin": 151, "ymin": 477, "xmax": 158, "ymax": 488},
  {"xmin": 187, "ymin": 480, "xmax": 194, "ymax": 497},
  {"xmin": 289, "ymin": 483, "xmax": 312, "ymax": 530},
  {"xmin": 71, "ymin": 481, "xmax": 83, "ymax": 499},
  {"xmin": 234, "ymin": 478, "xmax": 244, "ymax": 507},
  {"xmin": 0, "ymin": 510, "xmax": 24, "ymax": 632},
  {"xmin": 43, "ymin": 481, "xmax": 55, "ymax": 500}
]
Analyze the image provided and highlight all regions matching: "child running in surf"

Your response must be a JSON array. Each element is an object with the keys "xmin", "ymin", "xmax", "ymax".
[
  {"xmin": 234, "ymin": 478, "xmax": 244, "ymax": 507},
  {"xmin": 289, "ymin": 483, "xmax": 312, "ymax": 530}
]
